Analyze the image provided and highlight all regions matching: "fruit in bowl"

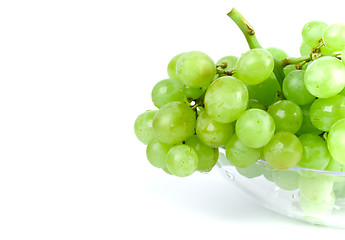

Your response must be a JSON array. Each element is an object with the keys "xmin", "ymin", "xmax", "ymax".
[{"xmin": 134, "ymin": 8, "xmax": 345, "ymax": 227}]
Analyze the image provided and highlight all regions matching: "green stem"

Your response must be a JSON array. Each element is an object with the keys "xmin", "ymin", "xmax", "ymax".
[
  {"xmin": 279, "ymin": 55, "xmax": 312, "ymax": 67},
  {"xmin": 227, "ymin": 8, "xmax": 261, "ymax": 49}
]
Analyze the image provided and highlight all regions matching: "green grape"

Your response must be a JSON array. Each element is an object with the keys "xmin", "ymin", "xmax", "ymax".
[
  {"xmin": 152, "ymin": 101, "xmax": 196, "ymax": 145},
  {"xmin": 327, "ymin": 118, "xmax": 345, "ymax": 165},
  {"xmin": 186, "ymin": 135, "xmax": 219, "ymax": 173},
  {"xmin": 216, "ymin": 55, "xmax": 238, "ymax": 72},
  {"xmin": 247, "ymin": 99, "xmax": 266, "ymax": 110},
  {"xmin": 282, "ymin": 70, "xmax": 315, "ymax": 105},
  {"xmin": 235, "ymin": 109, "xmax": 275, "ymax": 148},
  {"xmin": 146, "ymin": 139, "xmax": 173, "ymax": 168},
  {"xmin": 298, "ymin": 134, "xmax": 330, "ymax": 170},
  {"xmin": 151, "ymin": 79, "xmax": 185, "ymax": 108},
  {"xmin": 176, "ymin": 51, "xmax": 216, "ymax": 88},
  {"xmin": 267, "ymin": 100, "xmax": 303, "ymax": 134},
  {"xmin": 299, "ymin": 191, "xmax": 335, "ymax": 216},
  {"xmin": 134, "ymin": 110, "xmax": 157, "ymax": 145},
  {"xmin": 305, "ymin": 57, "xmax": 345, "ymax": 98},
  {"xmin": 266, "ymin": 47, "xmax": 288, "ymax": 60},
  {"xmin": 166, "ymin": 144, "xmax": 198, "ymax": 177},
  {"xmin": 323, "ymin": 24, "xmax": 345, "ymax": 51},
  {"xmin": 326, "ymin": 157, "xmax": 345, "ymax": 172},
  {"xmin": 204, "ymin": 76, "xmax": 248, "ymax": 123},
  {"xmin": 283, "ymin": 65, "xmax": 297, "ymax": 76},
  {"xmin": 271, "ymin": 170, "xmax": 299, "ymax": 190},
  {"xmin": 300, "ymin": 41, "xmax": 313, "ymax": 56},
  {"xmin": 299, "ymin": 173, "xmax": 334, "ymax": 201},
  {"xmin": 225, "ymin": 134, "xmax": 262, "ymax": 168},
  {"xmin": 309, "ymin": 94, "xmax": 345, "ymax": 131},
  {"xmin": 182, "ymin": 85, "xmax": 205, "ymax": 100},
  {"xmin": 236, "ymin": 49, "xmax": 275, "ymax": 85},
  {"xmin": 263, "ymin": 131, "xmax": 303, "ymax": 170},
  {"xmin": 342, "ymin": 47, "xmax": 345, "ymax": 64},
  {"xmin": 236, "ymin": 164, "xmax": 263, "ymax": 179},
  {"xmin": 196, "ymin": 111, "xmax": 233, "ymax": 148},
  {"xmin": 167, "ymin": 52, "xmax": 184, "ymax": 80},
  {"xmin": 246, "ymin": 74, "xmax": 281, "ymax": 106},
  {"xmin": 302, "ymin": 21, "xmax": 328, "ymax": 47},
  {"xmin": 296, "ymin": 104, "xmax": 323, "ymax": 136}
]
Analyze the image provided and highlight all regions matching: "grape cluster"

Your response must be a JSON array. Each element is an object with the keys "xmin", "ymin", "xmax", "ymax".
[{"xmin": 134, "ymin": 14, "xmax": 345, "ymax": 215}]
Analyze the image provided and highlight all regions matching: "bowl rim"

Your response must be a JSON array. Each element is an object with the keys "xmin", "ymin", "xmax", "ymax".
[{"xmin": 257, "ymin": 160, "xmax": 345, "ymax": 176}]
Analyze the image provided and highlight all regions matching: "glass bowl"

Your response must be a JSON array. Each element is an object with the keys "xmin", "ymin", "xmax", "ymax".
[{"xmin": 216, "ymin": 150, "xmax": 345, "ymax": 228}]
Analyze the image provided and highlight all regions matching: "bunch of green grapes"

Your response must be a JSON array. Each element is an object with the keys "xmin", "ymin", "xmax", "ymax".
[{"xmin": 134, "ymin": 14, "xmax": 345, "ymax": 216}]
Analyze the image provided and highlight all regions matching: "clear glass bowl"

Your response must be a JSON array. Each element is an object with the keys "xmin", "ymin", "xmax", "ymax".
[{"xmin": 216, "ymin": 150, "xmax": 345, "ymax": 228}]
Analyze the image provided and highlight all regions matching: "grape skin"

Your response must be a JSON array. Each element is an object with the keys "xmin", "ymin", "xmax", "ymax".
[
  {"xmin": 235, "ymin": 109, "xmax": 275, "ymax": 148},
  {"xmin": 196, "ymin": 111, "xmax": 234, "ymax": 148},
  {"xmin": 263, "ymin": 131, "xmax": 303, "ymax": 170},
  {"xmin": 204, "ymin": 76, "xmax": 248, "ymax": 123},
  {"xmin": 134, "ymin": 110, "xmax": 157, "ymax": 145},
  {"xmin": 152, "ymin": 101, "xmax": 196, "ymax": 145},
  {"xmin": 166, "ymin": 145, "xmax": 199, "ymax": 177},
  {"xmin": 236, "ymin": 49, "xmax": 274, "ymax": 85},
  {"xmin": 304, "ymin": 56, "xmax": 345, "ymax": 98}
]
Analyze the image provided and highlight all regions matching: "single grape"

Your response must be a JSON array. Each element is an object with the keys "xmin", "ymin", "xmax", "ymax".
[
  {"xmin": 247, "ymin": 99, "xmax": 266, "ymax": 110},
  {"xmin": 134, "ymin": 110, "xmax": 157, "ymax": 145},
  {"xmin": 225, "ymin": 134, "xmax": 262, "ymax": 168},
  {"xmin": 305, "ymin": 57, "xmax": 345, "ymax": 98},
  {"xmin": 152, "ymin": 101, "xmax": 196, "ymax": 145},
  {"xmin": 236, "ymin": 49, "xmax": 274, "ymax": 85},
  {"xmin": 196, "ymin": 111, "xmax": 233, "ymax": 148},
  {"xmin": 204, "ymin": 76, "xmax": 248, "ymax": 123},
  {"xmin": 299, "ymin": 191, "xmax": 335, "ymax": 216},
  {"xmin": 186, "ymin": 135, "xmax": 219, "ymax": 173},
  {"xmin": 166, "ymin": 144, "xmax": 198, "ymax": 177},
  {"xmin": 299, "ymin": 173, "xmax": 334, "ymax": 201},
  {"xmin": 298, "ymin": 133, "xmax": 330, "ymax": 170},
  {"xmin": 182, "ymin": 85, "xmax": 205, "ymax": 100},
  {"xmin": 309, "ymin": 94, "xmax": 345, "ymax": 131},
  {"xmin": 246, "ymin": 74, "xmax": 281, "ymax": 106},
  {"xmin": 323, "ymin": 24, "xmax": 345, "ymax": 51},
  {"xmin": 272, "ymin": 170, "xmax": 299, "ymax": 191},
  {"xmin": 176, "ymin": 51, "xmax": 216, "ymax": 88},
  {"xmin": 146, "ymin": 139, "xmax": 173, "ymax": 168},
  {"xmin": 266, "ymin": 47, "xmax": 288, "ymax": 60},
  {"xmin": 267, "ymin": 100, "xmax": 303, "ymax": 134},
  {"xmin": 300, "ymin": 41, "xmax": 313, "ymax": 56},
  {"xmin": 236, "ymin": 164, "xmax": 263, "ymax": 179},
  {"xmin": 167, "ymin": 52, "xmax": 184, "ymax": 80},
  {"xmin": 282, "ymin": 70, "xmax": 315, "ymax": 105},
  {"xmin": 216, "ymin": 55, "xmax": 238, "ymax": 72},
  {"xmin": 283, "ymin": 65, "xmax": 297, "ymax": 76},
  {"xmin": 327, "ymin": 118, "xmax": 345, "ymax": 165},
  {"xmin": 235, "ymin": 109, "xmax": 275, "ymax": 148},
  {"xmin": 151, "ymin": 79, "xmax": 185, "ymax": 108},
  {"xmin": 263, "ymin": 131, "xmax": 303, "ymax": 170},
  {"xmin": 296, "ymin": 104, "xmax": 323, "ymax": 136},
  {"xmin": 302, "ymin": 21, "xmax": 328, "ymax": 47},
  {"xmin": 342, "ymin": 47, "xmax": 345, "ymax": 64}
]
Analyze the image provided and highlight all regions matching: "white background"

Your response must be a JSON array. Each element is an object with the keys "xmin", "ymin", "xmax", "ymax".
[{"xmin": 0, "ymin": 0, "xmax": 344, "ymax": 239}]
